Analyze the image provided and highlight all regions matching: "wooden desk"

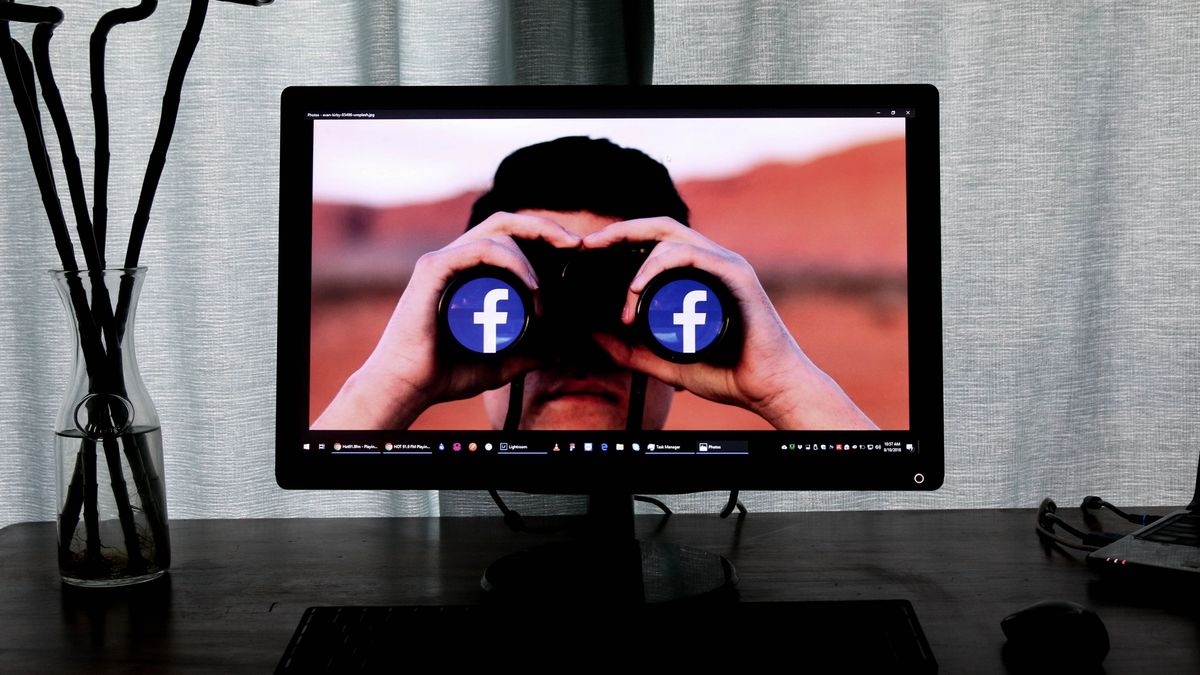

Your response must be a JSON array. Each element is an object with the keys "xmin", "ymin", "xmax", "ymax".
[{"xmin": 1, "ymin": 509, "xmax": 1197, "ymax": 673}]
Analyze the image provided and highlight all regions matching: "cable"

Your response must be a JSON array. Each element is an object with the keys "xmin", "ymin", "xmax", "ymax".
[
  {"xmin": 503, "ymin": 374, "xmax": 524, "ymax": 431},
  {"xmin": 487, "ymin": 364, "xmax": 717, "ymax": 529},
  {"xmin": 489, "ymin": 491, "xmax": 670, "ymax": 534},
  {"xmin": 1190, "ymin": 451, "xmax": 1200, "ymax": 511},
  {"xmin": 1036, "ymin": 499, "xmax": 1098, "ymax": 551},
  {"xmin": 626, "ymin": 372, "xmax": 646, "ymax": 430},
  {"xmin": 1079, "ymin": 495, "xmax": 1161, "ymax": 527},
  {"xmin": 486, "ymin": 490, "xmax": 579, "ymax": 534},
  {"xmin": 633, "ymin": 495, "xmax": 671, "ymax": 515},
  {"xmin": 491, "ymin": 374, "xmax": 531, "ymax": 531},
  {"xmin": 487, "ymin": 489, "xmax": 528, "ymax": 532},
  {"xmin": 1040, "ymin": 500, "xmax": 1091, "ymax": 540},
  {"xmin": 1035, "ymin": 499, "xmax": 1123, "ymax": 552},
  {"xmin": 719, "ymin": 490, "xmax": 746, "ymax": 519}
]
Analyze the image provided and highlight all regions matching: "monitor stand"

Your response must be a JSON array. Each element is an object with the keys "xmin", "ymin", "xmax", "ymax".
[{"xmin": 481, "ymin": 492, "xmax": 737, "ymax": 604}]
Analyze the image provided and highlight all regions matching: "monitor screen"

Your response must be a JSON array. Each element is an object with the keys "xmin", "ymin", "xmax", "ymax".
[{"xmin": 276, "ymin": 85, "xmax": 942, "ymax": 493}]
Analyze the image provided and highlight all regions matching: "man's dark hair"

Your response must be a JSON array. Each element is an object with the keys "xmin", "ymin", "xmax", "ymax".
[{"xmin": 468, "ymin": 136, "xmax": 690, "ymax": 228}]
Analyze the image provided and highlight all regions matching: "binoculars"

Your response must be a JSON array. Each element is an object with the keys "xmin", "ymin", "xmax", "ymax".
[{"xmin": 437, "ymin": 239, "xmax": 740, "ymax": 366}]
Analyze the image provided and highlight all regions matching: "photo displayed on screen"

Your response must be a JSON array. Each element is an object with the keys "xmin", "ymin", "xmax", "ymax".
[{"xmin": 309, "ymin": 117, "xmax": 908, "ymax": 433}]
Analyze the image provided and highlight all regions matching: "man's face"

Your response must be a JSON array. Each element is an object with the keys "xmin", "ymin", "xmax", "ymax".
[{"xmin": 482, "ymin": 210, "xmax": 674, "ymax": 430}]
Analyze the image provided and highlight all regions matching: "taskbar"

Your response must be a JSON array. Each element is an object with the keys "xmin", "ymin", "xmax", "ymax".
[{"xmin": 299, "ymin": 438, "xmax": 918, "ymax": 458}]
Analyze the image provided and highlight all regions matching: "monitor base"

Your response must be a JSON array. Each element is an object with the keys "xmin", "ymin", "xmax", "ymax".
[{"xmin": 482, "ymin": 539, "xmax": 737, "ymax": 604}]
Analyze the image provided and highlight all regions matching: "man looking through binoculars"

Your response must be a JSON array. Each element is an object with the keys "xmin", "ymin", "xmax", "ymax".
[{"xmin": 314, "ymin": 137, "xmax": 876, "ymax": 432}]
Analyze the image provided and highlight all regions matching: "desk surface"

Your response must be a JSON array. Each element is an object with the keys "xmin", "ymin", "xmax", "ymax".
[{"xmin": 0, "ymin": 509, "xmax": 1197, "ymax": 673}]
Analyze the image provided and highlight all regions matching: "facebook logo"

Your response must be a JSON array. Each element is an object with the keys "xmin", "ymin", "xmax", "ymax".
[
  {"xmin": 445, "ymin": 277, "xmax": 526, "ymax": 354},
  {"xmin": 645, "ymin": 278, "xmax": 724, "ymax": 354}
]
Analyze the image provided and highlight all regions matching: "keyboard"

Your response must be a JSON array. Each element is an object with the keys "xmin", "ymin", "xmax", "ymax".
[
  {"xmin": 1138, "ymin": 513, "xmax": 1200, "ymax": 547},
  {"xmin": 276, "ymin": 601, "xmax": 937, "ymax": 673}
]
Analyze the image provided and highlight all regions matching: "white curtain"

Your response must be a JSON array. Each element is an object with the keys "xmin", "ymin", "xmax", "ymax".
[
  {"xmin": 2, "ymin": 2, "xmax": 1197, "ymax": 527},
  {"xmin": 649, "ymin": 1, "xmax": 1199, "ymax": 513}
]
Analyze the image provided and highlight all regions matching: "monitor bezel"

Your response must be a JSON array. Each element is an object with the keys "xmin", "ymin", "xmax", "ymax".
[{"xmin": 276, "ymin": 84, "xmax": 942, "ymax": 493}]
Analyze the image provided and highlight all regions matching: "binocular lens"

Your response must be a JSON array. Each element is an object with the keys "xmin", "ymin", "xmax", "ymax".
[
  {"xmin": 637, "ymin": 269, "xmax": 736, "ymax": 364},
  {"xmin": 644, "ymin": 279, "xmax": 725, "ymax": 354},
  {"xmin": 439, "ymin": 258, "xmax": 738, "ymax": 366},
  {"xmin": 440, "ymin": 271, "xmax": 530, "ymax": 355}
]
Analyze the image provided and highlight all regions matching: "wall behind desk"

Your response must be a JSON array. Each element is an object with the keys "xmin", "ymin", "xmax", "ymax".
[{"xmin": 1, "ymin": 1, "xmax": 1197, "ymax": 527}]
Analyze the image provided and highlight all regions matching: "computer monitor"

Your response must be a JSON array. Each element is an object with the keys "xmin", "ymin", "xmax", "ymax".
[{"xmin": 276, "ymin": 85, "xmax": 942, "ymax": 600}]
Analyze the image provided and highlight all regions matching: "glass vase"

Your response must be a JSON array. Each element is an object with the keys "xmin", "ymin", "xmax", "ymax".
[{"xmin": 51, "ymin": 268, "xmax": 170, "ymax": 587}]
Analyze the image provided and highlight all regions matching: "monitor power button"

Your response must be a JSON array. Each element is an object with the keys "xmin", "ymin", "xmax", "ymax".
[{"xmin": 913, "ymin": 473, "xmax": 925, "ymax": 485}]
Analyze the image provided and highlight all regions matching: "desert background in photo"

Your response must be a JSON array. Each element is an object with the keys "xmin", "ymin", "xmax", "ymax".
[{"xmin": 309, "ymin": 119, "xmax": 909, "ymax": 430}]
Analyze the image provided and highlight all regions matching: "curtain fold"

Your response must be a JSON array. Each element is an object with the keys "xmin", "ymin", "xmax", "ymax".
[{"xmin": 2, "ymin": 1, "xmax": 1196, "ymax": 527}]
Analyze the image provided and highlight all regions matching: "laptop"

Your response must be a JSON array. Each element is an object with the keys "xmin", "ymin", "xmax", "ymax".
[{"xmin": 1086, "ymin": 459, "xmax": 1200, "ymax": 580}]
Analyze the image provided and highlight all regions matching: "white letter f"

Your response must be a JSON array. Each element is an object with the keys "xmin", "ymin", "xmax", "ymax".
[
  {"xmin": 673, "ymin": 289, "xmax": 708, "ymax": 354},
  {"xmin": 474, "ymin": 288, "xmax": 509, "ymax": 353}
]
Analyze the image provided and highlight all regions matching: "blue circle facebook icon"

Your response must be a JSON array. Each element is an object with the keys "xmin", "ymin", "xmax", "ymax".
[
  {"xmin": 445, "ymin": 277, "xmax": 526, "ymax": 354},
  {"xmin": 645, "ymin": 278, "xmax": 724, "ymax": 355}
]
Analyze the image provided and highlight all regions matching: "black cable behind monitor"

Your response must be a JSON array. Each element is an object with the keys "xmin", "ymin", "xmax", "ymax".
[
  {"xmin": 488, "ymin": 371, "xmax": 744, "ymax": 533},
  {"xmin": 626, "ymin": 372, "xmax": 646, "ymax": 431},
  {"xmin": 1189, "ymin": 449, "xmax": 1200, "ymax": 511},
  {"xmin": 503, "ymin": 374, "xmax": 524, "ymax": 431},
  {"xmin": 634, "ymin": 495, "xmax": 671, "ymax": 515},
  {"xmin": 720, "ymin": 490, "xmax": 746, "ymax": 519}
]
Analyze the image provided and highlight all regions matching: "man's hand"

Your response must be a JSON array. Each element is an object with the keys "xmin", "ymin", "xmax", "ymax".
[
  {"xmin": 313, "ymin": 212, "xmax": 581, "ymax": 430},
  {"xmin": 585, "ymin": 217, "xmax": 877, "ymax": 430}
]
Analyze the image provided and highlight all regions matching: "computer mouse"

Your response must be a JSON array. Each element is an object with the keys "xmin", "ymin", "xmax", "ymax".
[{"xmin": 1001, "ymin": 600, "xmax": 1109, "ymax": 669}]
